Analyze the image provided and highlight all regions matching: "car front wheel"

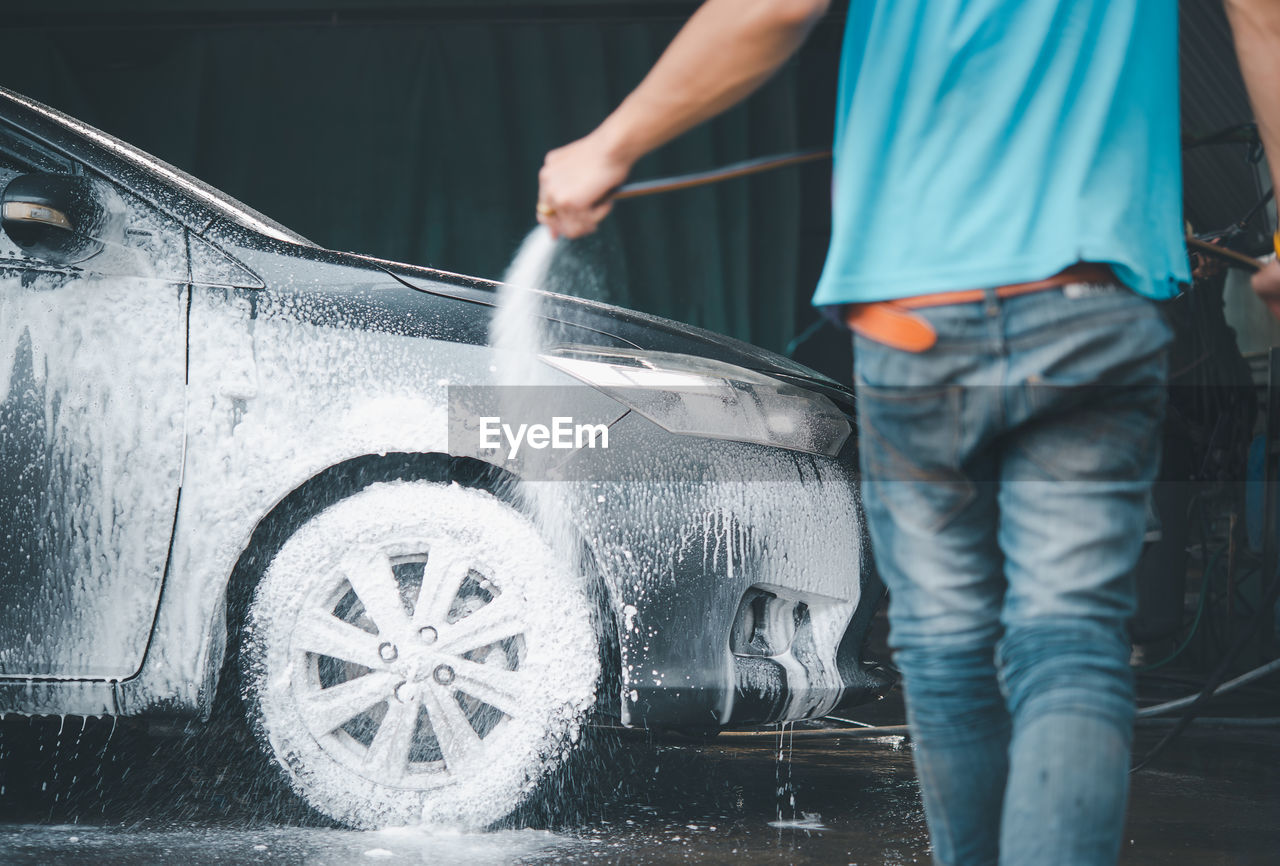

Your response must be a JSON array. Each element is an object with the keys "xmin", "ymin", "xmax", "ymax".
[{"xmin": 240, "ymin": 479, "xmax": 600, "ymax": 828}]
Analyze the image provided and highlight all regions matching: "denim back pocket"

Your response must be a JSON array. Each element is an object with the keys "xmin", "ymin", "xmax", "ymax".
[
  {"xmin": 1015, "ymin": 302, "xmax": 1172, "ymax": 483},
  {"xmin": 854, "ymin": 339, "xmax": 976, "ymax": 534}
]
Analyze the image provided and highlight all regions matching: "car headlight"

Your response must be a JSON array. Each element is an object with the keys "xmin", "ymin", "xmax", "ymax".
[{"xmin": 540, "ymin": 345, "xmax": 852, "ymax": 457}]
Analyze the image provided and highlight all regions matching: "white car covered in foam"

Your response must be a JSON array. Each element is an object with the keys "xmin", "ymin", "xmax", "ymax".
[{"xmin": 0, "ymin": 87, "xmax": 888, "ymax": 828}]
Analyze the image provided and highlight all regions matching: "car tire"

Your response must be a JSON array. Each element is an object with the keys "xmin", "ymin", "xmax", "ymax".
[{"xmin": 240, "ymin": 479, "xmax": 600, "ymax": 829}]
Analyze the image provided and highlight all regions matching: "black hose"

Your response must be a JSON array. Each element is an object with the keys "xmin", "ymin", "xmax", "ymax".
[{"xmin": 1131, "ymin": 558, "xmax": 1280, "ymax": 772}]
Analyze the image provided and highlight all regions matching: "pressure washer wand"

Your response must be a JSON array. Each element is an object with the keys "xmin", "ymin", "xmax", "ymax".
[
  {"xmin": 612, "ymin": 147, "xmax": 832, "ymax": 200},
  {"xmin": 1187, "ymin": 236, "xmax": 1265, "ymax": 273},
  {"xmin": 611, "ymin": 148, "xmax": 1268, "ymax": 274}
]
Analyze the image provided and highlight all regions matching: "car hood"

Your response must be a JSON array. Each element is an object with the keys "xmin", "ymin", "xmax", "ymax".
[{"xmin": 364, "ymin": 255, "xmax": 849, "ymax": 397}]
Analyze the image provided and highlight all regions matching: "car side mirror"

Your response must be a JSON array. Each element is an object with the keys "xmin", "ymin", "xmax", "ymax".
[{"xmin": 1, "ymin": 172, "xmax": 125, "ymax": 266}]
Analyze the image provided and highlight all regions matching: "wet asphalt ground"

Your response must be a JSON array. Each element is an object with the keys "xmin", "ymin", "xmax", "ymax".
[{"xmin": 1, "ymin": 675, "xmax": 1277, "ymax": 866}]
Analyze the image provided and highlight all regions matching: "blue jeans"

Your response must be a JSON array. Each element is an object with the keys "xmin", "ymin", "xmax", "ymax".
[{"xmin": 853, "ymin": 284, "xmax": 1172, "ymax": 866}]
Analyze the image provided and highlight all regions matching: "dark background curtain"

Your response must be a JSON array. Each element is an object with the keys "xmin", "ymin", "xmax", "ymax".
[
  {"xmin": 0, "ymin": 1, "xmax": 1266, "ymax": 379},
  {"xmin": 0, "ymin": 2, "xmax": 845, "ymax": 366}
]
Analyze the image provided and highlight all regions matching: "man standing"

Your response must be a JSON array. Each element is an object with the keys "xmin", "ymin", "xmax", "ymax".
[{"xmin": 535, "ymin": 1, "xmax": 1280, "ymax": 863}]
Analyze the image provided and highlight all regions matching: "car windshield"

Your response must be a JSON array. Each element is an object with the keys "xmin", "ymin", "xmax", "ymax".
[{"xmin": 0, "ymin": 87, "xmax": 315, "ymax": 247}]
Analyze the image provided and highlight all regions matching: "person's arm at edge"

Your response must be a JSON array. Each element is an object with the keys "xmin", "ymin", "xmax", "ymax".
[
  {"xmin": 1225, "ymin": 0, "xmax": 1280, "ymax": 319},
  {"xmin": 536, "ymin": 0, "xmax": 830, "ymax": 239}
]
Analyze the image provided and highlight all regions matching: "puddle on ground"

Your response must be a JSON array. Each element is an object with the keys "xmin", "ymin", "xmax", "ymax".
[{"xmin": 2, "ymin": 713, "xmax": 1277, "ymax": 864}]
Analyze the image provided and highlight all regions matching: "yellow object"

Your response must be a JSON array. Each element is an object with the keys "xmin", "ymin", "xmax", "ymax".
[{"xmin": 2, "ymin": 200, "xmax": 72, "ymax": 231}]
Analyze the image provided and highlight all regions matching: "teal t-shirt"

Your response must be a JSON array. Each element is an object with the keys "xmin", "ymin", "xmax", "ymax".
[{"xmin": 812, "ymin": 0, "xmax": 1191, "ymax": 306}]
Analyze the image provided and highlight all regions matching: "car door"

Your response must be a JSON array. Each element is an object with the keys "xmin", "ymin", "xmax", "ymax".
[{"xmin": 0, "ymin": 124, "xmax": 186, "ymax": 679}]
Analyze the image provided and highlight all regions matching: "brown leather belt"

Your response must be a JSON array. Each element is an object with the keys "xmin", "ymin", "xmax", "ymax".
[{"xmin": 844, "ymin": 263, "xmax": 1115, "ymax": 353}]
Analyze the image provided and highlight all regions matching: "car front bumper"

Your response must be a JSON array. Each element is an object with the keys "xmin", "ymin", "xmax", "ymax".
[{"xmin": 545, "ymin": 410, "xmax": 886, "ymax": 731}]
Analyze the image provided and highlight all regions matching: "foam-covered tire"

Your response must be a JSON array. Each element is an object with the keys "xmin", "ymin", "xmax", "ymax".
[{"xmin": 240, "ymin": 480, "xmax": 599, "ymax": 828}]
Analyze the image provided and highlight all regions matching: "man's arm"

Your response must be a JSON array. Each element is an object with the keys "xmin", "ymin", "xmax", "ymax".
[
  {"xmin": 1225, "ymin": 0, "xmax": 1280, "ymax": 319},
  {"xmin": 536, "ymin": 0, "xmax": 829, "ymax": 239}
]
